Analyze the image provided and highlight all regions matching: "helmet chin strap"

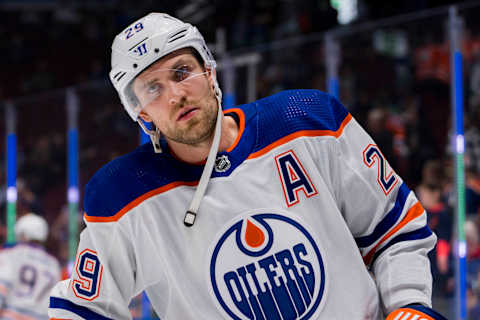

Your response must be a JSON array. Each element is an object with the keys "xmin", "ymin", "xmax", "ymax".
[
  {"xmin": 138, "ymin": 119, "xmax": 162, "ymax": 153},
  {"xmin": 184, "ymin": 80, "xmax": 222, "ymax": 226}
]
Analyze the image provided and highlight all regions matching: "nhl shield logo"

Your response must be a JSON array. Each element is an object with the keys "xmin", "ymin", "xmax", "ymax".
[
  {"xmin": 209, "ymin": 211, "xmax": 326, "ymax": 319},
  {"xmin": 215, "ymin": 155, "xmax": 231, "ymax": 173}
]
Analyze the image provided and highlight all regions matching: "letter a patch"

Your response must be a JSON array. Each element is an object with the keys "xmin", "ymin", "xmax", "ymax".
[{"xmin": 275, "ymin": 150, "xmax": 318, "ymax": 207}]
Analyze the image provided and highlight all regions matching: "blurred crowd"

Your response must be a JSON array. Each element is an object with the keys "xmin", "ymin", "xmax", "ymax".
[{"xmin": 1, "ymin": 2, "xmax": 480, "ymax": 317}]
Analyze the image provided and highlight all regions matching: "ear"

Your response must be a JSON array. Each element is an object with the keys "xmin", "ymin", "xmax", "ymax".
[{"xmin": 139, "ymin": 110, "xmax": 152, "ymax": 123}]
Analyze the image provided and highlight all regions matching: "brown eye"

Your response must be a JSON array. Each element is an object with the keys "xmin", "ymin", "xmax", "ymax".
[{"xmin": 174, "ymin": 65, "xmax": 191, "ymax": 82}]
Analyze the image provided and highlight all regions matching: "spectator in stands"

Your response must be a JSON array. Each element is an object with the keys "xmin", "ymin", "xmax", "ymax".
[
  {"xmin": 417, "ymin": 159, "xmax": 453, "ymax": 296},
  {"xmin": 467, "ymin": 280, "xmax": 480, "ymax": 319},
  {"xmin": 470, "ymin": 51, "xmax": 480, "ymax": 108},
  {"xmin": 464, "ymin": 108, "xmax": 480, "ymax": 177},
  {"xmin": 16, "ymin": 178, "xmax": 41, "ymax": 217},
  {"xmin": 465, "ymin": 218, "xmax": 480, "ymax": 283},
  {"xmin": 447, "ymin": 110, "xmax": 480, "ymax": 216},
  {"xmin": 466, "ymin": 167, "xmax": 480, "ymax": 216}
]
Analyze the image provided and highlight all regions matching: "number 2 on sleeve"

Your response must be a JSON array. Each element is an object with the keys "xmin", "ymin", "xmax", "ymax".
[
  {"xmin": 362, "ymin": 144, "xmax": 398, "ymax": 195},
  {"xmin": 72, "ymin": 249, "xmax": 103, "ymax": 301}
]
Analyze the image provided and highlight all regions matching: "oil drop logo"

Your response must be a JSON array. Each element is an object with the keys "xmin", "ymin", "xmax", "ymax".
[{"xmin": 209, "ymin": 212, "xmax": 326, "ymax": 320}]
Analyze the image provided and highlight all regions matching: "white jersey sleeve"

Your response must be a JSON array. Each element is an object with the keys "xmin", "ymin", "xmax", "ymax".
[
  {"xmin": 49, "ymin": 222, "xmax": 136, "ymax": 320},
  {"xmin": 327, "ymin": 97, "xmax": 436, "ymax": 313}
]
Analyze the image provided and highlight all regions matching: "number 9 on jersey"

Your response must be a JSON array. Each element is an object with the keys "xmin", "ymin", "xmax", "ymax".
[{"xmin": 72, "ymin": 249, "xmax": 103, "ymax": 301}]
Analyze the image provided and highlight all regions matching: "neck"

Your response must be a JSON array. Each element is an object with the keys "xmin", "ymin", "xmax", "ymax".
[{"xmin": 167, "ymin": 114, "xmax": 238, "ymax": 164}]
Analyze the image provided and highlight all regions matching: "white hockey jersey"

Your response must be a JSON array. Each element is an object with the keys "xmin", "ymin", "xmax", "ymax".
[
  {"xmin": 0, "ymin": 243, "xmax": 61, "ymax": 319},
  {"xmin": 49, "ymin": 90, "xmax": 436, "ymax": 320}
]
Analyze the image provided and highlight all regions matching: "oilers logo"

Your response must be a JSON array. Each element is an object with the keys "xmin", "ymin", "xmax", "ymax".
[{"xmin": 209, "ymin": 212, "xmax": 326, "ymax": 320}]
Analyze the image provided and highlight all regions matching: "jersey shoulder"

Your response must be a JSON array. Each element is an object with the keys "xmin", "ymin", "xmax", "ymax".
[
  {"xmin": 84, "ymin": 143, "xmax": 200, "ymax": 220},
  {"xmin": 251, "ymin": 89, "xmax": 350, "ymax": 152}
]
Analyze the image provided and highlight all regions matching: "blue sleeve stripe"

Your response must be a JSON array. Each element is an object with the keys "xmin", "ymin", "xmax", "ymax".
[
  {"xmin": 355, "ymin": 182, "xmax": 410, "ymax": 248},
  {"xmin": 84, "ymin": 180, "xmax": 199, "ymax": 222},
  {"xmin": 49, "ymin": 297, "xmax": 113, "ymax": 320},
  {"xmin": 370, "ymin": 225, "xmax": 433, "ymax": 266}
]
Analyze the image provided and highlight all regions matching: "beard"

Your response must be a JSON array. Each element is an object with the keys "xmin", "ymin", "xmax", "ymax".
[{"xmin": 162, "ymin": 94, "xmax": 218, "ymax": 146}]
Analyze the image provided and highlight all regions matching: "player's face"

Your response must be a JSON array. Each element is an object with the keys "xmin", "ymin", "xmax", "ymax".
[{"xmin": 134, "ymin": 48, "xmax": 218, "ymax": 146}]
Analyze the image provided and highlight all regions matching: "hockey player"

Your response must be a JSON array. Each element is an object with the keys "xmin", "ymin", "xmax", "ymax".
[
  {"xmin": 0, "ymin": 213, "xmax": 61, "ymax": 319},
  {"xmin": 49, "ymin": 13, "xmax": 447, "ymax": 319}
]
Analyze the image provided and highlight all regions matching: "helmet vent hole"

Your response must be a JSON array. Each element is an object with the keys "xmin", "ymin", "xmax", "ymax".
[
  {"xmin": 168, "ymin": 29, "xmax": 188, "ymax": 43},
  {"xmin": 133, "ymin": 63, "xmax": 138, "ymax": 68},
  {"xmin": 154, "ymin": 48, "xmax": 159, "ymax": 53}
]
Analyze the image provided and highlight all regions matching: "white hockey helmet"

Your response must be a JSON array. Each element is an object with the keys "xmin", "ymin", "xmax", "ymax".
[
  {"xmin": 110, "ymin": 13, "xmax": 223, "ymax": 226},
  {"xmin": 14, "ymin": 213, "xmax": 48, "ymax": 242},
  {"xmin": 109, "ymin": 12, "xmax": 218, "ymax": 121}
]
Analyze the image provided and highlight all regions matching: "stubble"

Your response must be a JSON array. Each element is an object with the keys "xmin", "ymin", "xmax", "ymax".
[{"xmin": 164, "ymin": 96, "xmax": 218, "ymax": 146}]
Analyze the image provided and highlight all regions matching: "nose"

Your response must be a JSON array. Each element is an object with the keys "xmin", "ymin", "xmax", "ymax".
[{"xmin": 167, "ymin": 81, "xmax": 187, "ymax": 106}]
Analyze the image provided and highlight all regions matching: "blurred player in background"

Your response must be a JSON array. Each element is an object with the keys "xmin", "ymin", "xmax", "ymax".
[
  {"xmin": 49, "ymin": 13, "xmax": 447, "ymax": 319},
  {"xmin": 0, "ymin": 213, "xmax": 61, "ymax": 319}
]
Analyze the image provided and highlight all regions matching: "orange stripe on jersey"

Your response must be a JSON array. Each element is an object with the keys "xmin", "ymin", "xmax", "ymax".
[
  {"xmin": 84, "ymin": 180, "xmax": 198, "ymax": 222},
  {"xmin": 247, "ymin": 113, "xmax": 353, "ymax": 159},
  {"xmin": 225, "ymin": 108, "xmax": 245, "ymax": 152},
  {"xmin": 386, "ymin": 308, "xmax": 435, "ymax": 320},
  {"xmin": 363, "ymin": 201, "xmax": 425, "ymax": 265},
  {"xmin": 85, "ymin": 110, "xmax": 348, "ymax": 223}
]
